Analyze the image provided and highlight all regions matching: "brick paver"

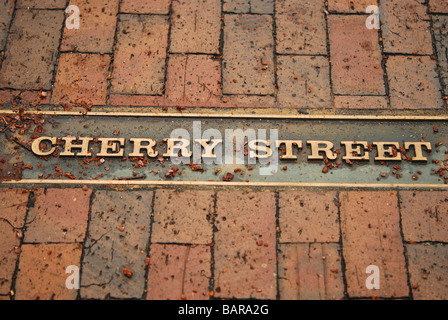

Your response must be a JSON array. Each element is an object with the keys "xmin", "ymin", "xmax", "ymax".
[
  {"xmin": 433, "ymin": 16, "xmax": 448, "ymax": 95},
  {"xmin": 277, "ymin": 56, "xmax": 331, "ymax": 109},
  {"xmin": 276, "ymin": 0, "xmax": 327, "ymax": 55},
  {"xmin": 278, "ymin": 243, "xmax": 344, "ymax": 300},
  {"xmin": 340, "ymin": 191, "xmax": 409, "ymax": 298},
  {"xmin": 16, "ymin": 0, "xmax": 67, "ymax": 9},
  {"xmin": 328, "ymin": 15, "xmax": 385, "ymax": 95},
  {"xmin": 0, "ymin": 9, "xmax": 64, "ymax": 90},
  {"xmin": 328, "ymin": 0, "xmax": 378, "ymax": 13},
  {"xmin": 0, "ymin": 0, "xmax": 13, "ymax": 51},
  {"xmin": 400, "ymin": 191, "xmax": 448, "ymax": 242},
  {"xmin": 52, "ymin": 53, "xmax": 111, "ymax": 106},
  {"xmin": 430, "ymin": 0, "xmax": 448, "ymax": 13},
  {"xmin": 223, "ymin": 14, "xmax": 275, "ymax": 95},
  {"xmin": 279, "ymin": 191, "xmax": 339, "ymax": 243},
  {"xmin": 387, "ymin": 56, "xmax": 443, "ymax": 109},
  {"xmin": 81, "ymin": 191, "xmax": 153, "ymax": 299},
  {"xmin": 170, "ymin": 0, "xmax": 221, "ymax": 54},
  {"xmin": 111, "ymin": 15, "xmax": 169, "ymax": 95},
  {"xmin": 214, "ymin": 191, "xmax": 277, "ymax": 299},
  {"xmin": 15, "ymin": 243, "xmax": 83, "ymax": 300},
  {"xmin": 0, "ymin": 189, "xmax": 29, "ymax": 296},
  {"xmin": 221, "ymin": 94, "xmax": 276, "ymax": 108},
  {"xmin": 407, "ymin": 244, "xmax": 448, "ymax": 300},
  {"xmin": 223, "ymin": 0, "xmax": 274, "ymax": 14},
  {"xmin": 381, "ymin": 0, "xmax": 432, "ymax": 55},
  {"xmin": 152, "ymin": 190, "xmax": 214, "ymax": 244},
  {"xmin": 334, "ymin": 95, "xmax": 388, "ymax": 109},
  {"xmin": 147, "ymin": 244, "xmax": 211, "ymax": 300},
  {"xmin": 165, "ymin": 54, "xmax": 221, "ymax": 107},
  {"xmin": 61, "ymin": 0, "xmax": 119, "ymax": 53},
  {"xmin": 120, "ymin": 0, "xmax": 171, "ymax": 14},
  {"xmin": 0, "ymin": 89, "xmax": 51, "ymax": 106},
  {"xmin": 109, "ymin": 94, "xmax": 164, "ymax": 107},
  {"xmin": 25, "ymin": 188, "xmax": 92, "ymax": 243}
]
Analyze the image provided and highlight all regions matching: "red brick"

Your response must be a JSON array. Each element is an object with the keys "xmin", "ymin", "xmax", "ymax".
[
  {"xmin": 147, "ymin": 244, "xmax": 211, "ymax": 300},
  {"xmin": 165, "ymin": 54, "xmax": 221, "ymax": 107},
  {"xmin": 17, "ymin": 0, "xmax": 67, "ymax": 9},
  {"xmin": 250, "ymin": 0, "xmax": 274, "ymax": 14},
  {"xmin": 0, "ymin": 10, "xmax": 64, "ymax": 90},
  {"xmin": 15, "ymin": 243, "xmax": 82, "ymax": 300},
  {"xmin": 276, "ymin": 0, "xmax": 327, "ymax": 55},
  {"xmin": 61, "ymin": 0, "xmax": 119, "ymax": 53},
  {"xmin": 52, "ymin": 53, "xmax": 110, "ymax": 106},
  {"xmin": 387, "ymin": 56, "xmax": 443, "ymax": 109},
  {"xmin": 328, "ymin": 15, "xmax": 385, "ymax": 95},
  {"xmin": 220, "ymin": 94, "xmax": 276, "ymax": 108},
  {"xmin": 81, "ymin": 191, "xmax": 153, "ymax": 299},
  {"xmin": 224, "ymin": 0, "xmax": 250, "ymax": 12},
  {"xmin": 407, "ymin": 244, "xmax": 448, "ymax": 300},
  {"xmin": 381, "ymin": 0, "xmax": 432, "ymax": 54},
  {"xmin": 277, "ymin": 56, "xmax": 331, "ymax": 108},
  {"xmin": 152, "ymin": 190, "xmax": 214, "ymax": 244},
  {"xmin": 340, "ymin": 191, "xmax": 408, "ymax": 298},
  {"xmin": 25, "ymin": 188, "xmax": 92, "ymax": 243},
  {"xmin": 223, "ymin": 0, "xmax": 274, "ymax": 14},
  {"xmin": 430, "ymin": 0, "xmax": 448, "ymax": 12},
  {"xmin": 120, "ymin": 0, "xmax": 171, "ymax": 14},
  {"xmin": 0, "ymin": 188, "xmax": 29, "ymax": 295},
  {"xmin": 278, "ymin": 243, "xmax": 344, "ymax": 300},
  {"xmin": 334, "ymin": 95, "xmax": 388, "ymax": 109},
  {"xmin": 400, "ymin": 191, "xmax": 448, "ymax": 242},
  {"xmin": 109, "ymin": 94, "xmax": 164, "ymax": 107},
  {"xmin": 328, "ymin": 0, "xmax": 378, "ymax": 12},
  {"xmin": 433, "ymin": 16, "xmax": 448, "ymax": 96},
  {"xmin": 223, "ymin": 14, "xmax": 275, "ymax": 95},
  {"xmin": 0, "ymin": 89, "xmax": 51, "ymax": 106},
  {"xmin": 111, "ymin": 15, "xmax": 169, "ymax": 95},
  {"xmin": 0, "ymin": 90, "xmax": 14, "ymax": 106},
  {"xmin": 170, "ymin": 0, "xmax": 221, "ymax": 54},
  {"xmin": 214, "ymin": 191, "xmax": 277, "ymax": 299},
  {"xmin": 279, "ymin": 191, "xmax": 339, "ymax": 243},
  {"xmin": 0, "ymin": 0, "xmax": 14, "ymax": 50}
]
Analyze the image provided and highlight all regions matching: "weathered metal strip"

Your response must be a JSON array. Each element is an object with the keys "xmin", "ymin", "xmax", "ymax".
[{"xmin": 1, "ymin": 115, "xmax": 447, "ymax": 186}]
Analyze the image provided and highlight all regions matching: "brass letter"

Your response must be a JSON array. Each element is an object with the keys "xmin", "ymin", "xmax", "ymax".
[
  {"xmin": 163, "ymin": 139, "xmax": 193, "ymax": 158},
  {"xmin": 373, "ymin": 142, "xmax": 401, "ymax": 161},
  {"xmin": 404, "ymin": 142, "xmax": 432, "ymax": 162},
  {"xmin": 195, "ymin": 139, "xmax": 222, "ymax": 159},
  {"xmin": 249, "ymin": 140, "xmax": 273, "ymax": 159},
  {"xmin": 276, "ymin": 140, "xmax": 302, "ymax": 160},
  {"xmin": 31, "ymin": 136, "xmax": 57, "ymax": 156},
  {"xmin": 129, "ymin": 138, "xmax": 158, "ymax": 158},
  {"xmin": 60, "ymin": 136, "xmax": 93, "ymax": 157},
  {"xmin": 341, "ymin": 141, "xmax": 370, "ymax": 161},
  {"xmin": 307, "ymin": 141, "xmax": 337, "ymax": 161},
  {"xmin": 97, "ymin": 138, "xmax": 125, "ymax": 157}
]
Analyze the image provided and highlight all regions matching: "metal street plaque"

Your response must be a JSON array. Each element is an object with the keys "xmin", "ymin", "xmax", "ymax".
[{"xmin": 1, "ymin": 114, "xmax": 447, "ymax": 187}]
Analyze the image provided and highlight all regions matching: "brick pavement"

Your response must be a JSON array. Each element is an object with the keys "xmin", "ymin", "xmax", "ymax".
[
  {"xmin": 0, "ymin": 0, "xmax": 447, "ymax": 301},
  {"xmin": 0, "ymin": 187, "xmax": 447, "ymax": 300},
  {"xmin": 0, "ymin": 0, "xmax": 446, "ymax": 110}
]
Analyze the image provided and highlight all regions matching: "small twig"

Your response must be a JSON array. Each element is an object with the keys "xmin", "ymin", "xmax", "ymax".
[
  {"xmin": 0, "ymin": 217, "xmax": 25, "ymax": 231},
  {"xmin": 117, "ymin": 175, "xmax": 147, "ymax": 181},
  {"xmin": 11, "ymin": 137, "xmax": 32, "ymax": 152}
]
